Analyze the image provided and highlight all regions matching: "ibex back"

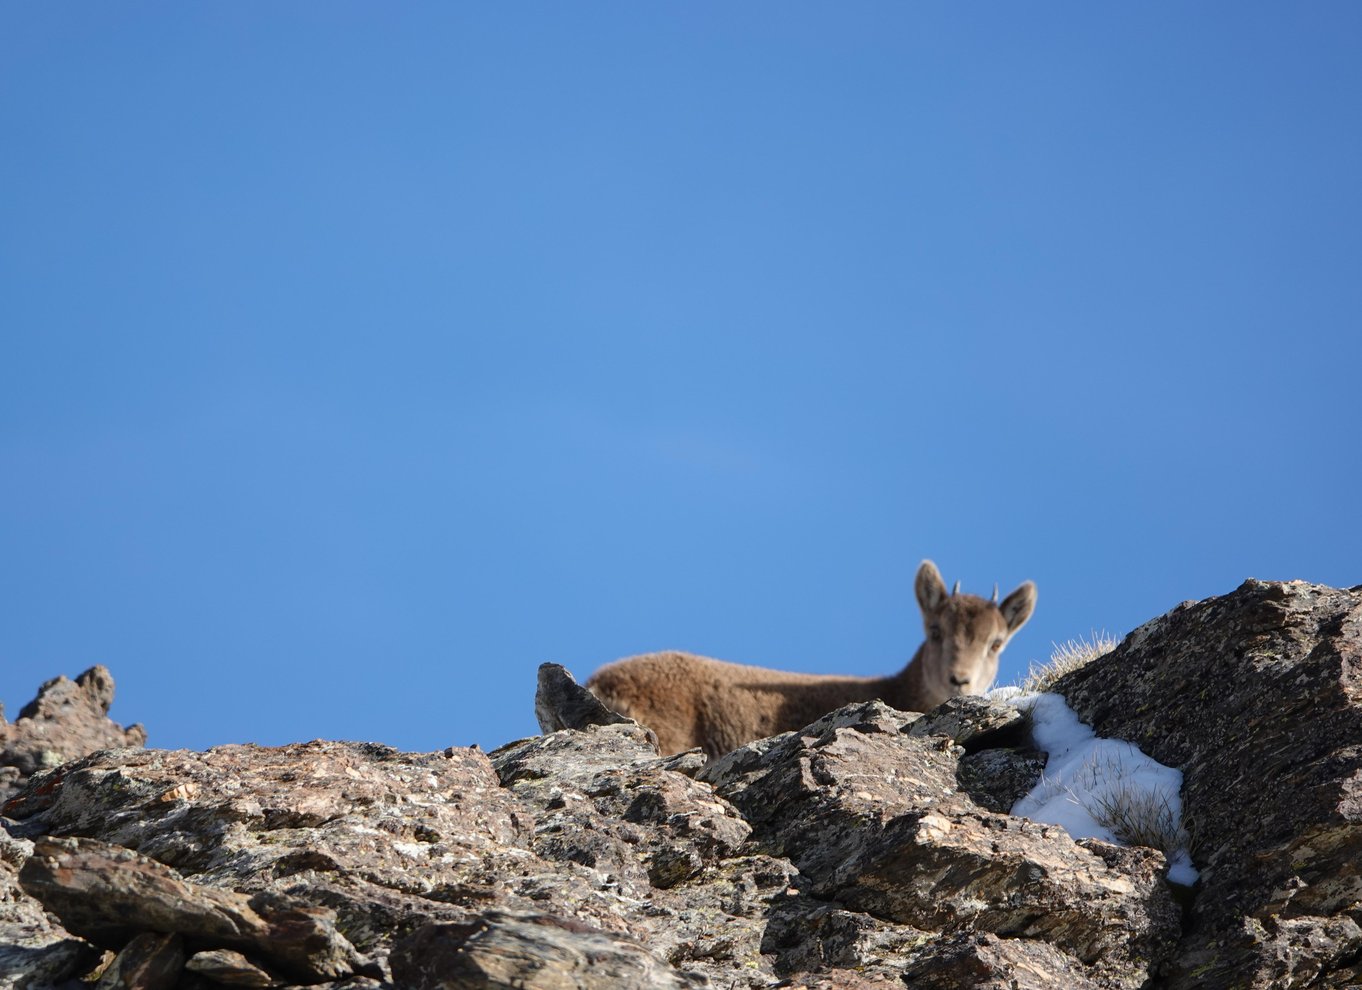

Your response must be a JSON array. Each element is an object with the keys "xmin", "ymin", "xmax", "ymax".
[{"xmin": 586, "ymin": 560, "xmax": 1037, "ymax": 758}]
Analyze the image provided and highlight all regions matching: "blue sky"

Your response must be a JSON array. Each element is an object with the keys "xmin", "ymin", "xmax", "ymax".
[{"xmin": 3, "ymin": 4, "xmax": 1359, "ymax": 754}]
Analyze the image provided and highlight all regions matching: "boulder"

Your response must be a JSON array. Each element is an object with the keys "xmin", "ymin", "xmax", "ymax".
[
  {"xmin": 389, "ymin": 913, "xmax": 709, "ymax": 989},
  {"xmin": 19, "ymin": 836, "xmax": 363, "ymax": 982},
  {"xmin": 0, "ymin": 823, "xmax": 99, "ymax": 989},
  {"xmin": 1057, "ymin": 578, "xmax": 1362, "ymax": 989}
]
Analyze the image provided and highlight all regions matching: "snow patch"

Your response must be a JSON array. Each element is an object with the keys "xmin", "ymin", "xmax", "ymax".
[{"xmin": 1007, "ymin": 692, "xmax": 1198, "ymax": 886}]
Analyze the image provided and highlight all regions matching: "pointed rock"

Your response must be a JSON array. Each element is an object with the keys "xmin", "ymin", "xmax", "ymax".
[
  {"xmin": 534, "ymin": 662, "xmax": 637, "ymax": 734},
  {"xmin": 0, "ymin": 665, "xmax": 146, "ymax": 805}
]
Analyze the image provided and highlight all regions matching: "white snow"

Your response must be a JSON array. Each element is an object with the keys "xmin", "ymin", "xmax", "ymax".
[{"xmin": 1003, "ymin": 691, "xmax": 1198, "ymax": 886}]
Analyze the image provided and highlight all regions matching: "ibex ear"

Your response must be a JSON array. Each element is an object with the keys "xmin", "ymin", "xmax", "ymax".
[
  {"xmin": 915, "ymin": 560, "xmax": 948, "ymax": 613},
  {"xmin": 1000, "ymin": 581, "xmax": 1038, "ymax": 634}
]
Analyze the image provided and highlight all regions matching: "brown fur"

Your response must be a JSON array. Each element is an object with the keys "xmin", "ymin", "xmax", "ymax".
[{"xmin": 586, "ymin": 560, "xmax": 1037, "ymax": 758}]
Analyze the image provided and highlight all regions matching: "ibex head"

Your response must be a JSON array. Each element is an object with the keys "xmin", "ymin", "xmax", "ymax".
[{"xmin": 913, "ymin": 560, "xmax": 1036, "ymax": 707}]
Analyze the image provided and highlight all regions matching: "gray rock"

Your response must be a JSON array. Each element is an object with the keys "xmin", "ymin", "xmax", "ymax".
[
  {"xmin": 0, "ymin": 665, "xmax": 146, "ymax": 806},
  {"xmin": 184, "ymin": 948, "xmax": 276, "ymax": 987},
  {"xmin": 97, "ymin": 932, "xmax": 185, "ymax": 990},
  {"xmin": 701, "ymin": 694, "xmax": 1179, "ymax": 989},
  {"xmin": 19, "ymin": 836, "xmax": 363, "ymax": 982},
  {"xmin": 0, "ymin": 827, "xmax": 99, "ymax": 989},
  {"xmin": 761, "ymin": 896, "xmax": 931, "ymax": 978},
  {"xmin": 0, "ymin": 937, "xmax": 97, "ymax": 990},
  {"xmin": 494, "ymin": 722, "xmax": 749, "ymax": 891},
  {"xmin": 389, "ymin": 912, "xmax": 710, "ymax": 989},
  {"xmin": 955, "ymin": 745, "xmax": 1047, "ymax": 813},
  {"xmin": 902, "ymin": 931, "xmax": 1109, "ymax": 989},
  {"xmin": 9, "ymin": 740, "xmax": 533, "ymax": 943},
  {"xmin": 1056, "ymin": 578, "xmax": 1362, "ymax": 989},
  {"xmin": 905, "ymin": 694, "xmax": 1029, "ymax": 747},
  {"xmin": 533, "ymin": 663, "xmax": 638, "ymax": 735}
]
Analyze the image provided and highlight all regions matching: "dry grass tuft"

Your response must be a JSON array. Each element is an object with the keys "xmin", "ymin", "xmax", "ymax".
[
  {"xmin": 1019, "ymin": 632, "xmax": 1119, "ymax": 695},
  {"xmin": 1047, "ymin": 751, "xmax": 1190, "ymax": 856},
  {"xmin": 1087, "ymin": 781, "xmax": 1189, "ymax": 855}
]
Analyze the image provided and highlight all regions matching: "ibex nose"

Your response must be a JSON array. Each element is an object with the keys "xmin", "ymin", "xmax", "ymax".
[{"xmin": 949, "ymin": 675, "xmax": 970, "ymax": 687}]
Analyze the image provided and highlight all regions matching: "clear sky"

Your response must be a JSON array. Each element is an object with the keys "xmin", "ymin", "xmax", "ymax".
[{"xmin": 3, "ymin": 4, "xmax": 1359, "ymax": 754}]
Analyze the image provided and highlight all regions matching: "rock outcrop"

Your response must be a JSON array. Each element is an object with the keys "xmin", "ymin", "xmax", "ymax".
[
  {"xmin": 1058, "ymin": 578, "xmax": 1362, "ymax": 989},
  {"xmin": 0, "ymin": 577, "xmax": 1359, "ymax": 988},
  {"xmin": 0, "ymin": 665, "xmax": 146, "ymax": 806}
]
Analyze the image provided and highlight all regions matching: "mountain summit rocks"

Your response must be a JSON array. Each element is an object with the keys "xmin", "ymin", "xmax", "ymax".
[
  {"xmin": 0, "ymin": 665, "xmax": 146, "ymax": 807},
  {"xmin": 1, "ymin": 577, "xmax": 1360, "ymax": 988}
]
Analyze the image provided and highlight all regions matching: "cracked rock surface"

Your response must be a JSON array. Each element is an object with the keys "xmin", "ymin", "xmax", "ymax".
[
  {"xmin": 1, "ymin": 578, "xmax": 1360, "ymax": 987},
  {"xmin": 1058, "ymin": 578, "xmax": 1362, "ymax": 989}
]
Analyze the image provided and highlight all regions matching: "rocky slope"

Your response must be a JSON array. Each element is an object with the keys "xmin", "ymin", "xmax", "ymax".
[{"xmin": 1, "ymin": 577, "xmax": 1359, "ymax": 989}]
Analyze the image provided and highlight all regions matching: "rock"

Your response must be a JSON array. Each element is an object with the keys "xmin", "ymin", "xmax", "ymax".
[
  {"xmin": 490, "ymin": 721, "xmax": 785, "ymax": 984},
  {"xmin": 0, "ymin": 665, "xmax": 146, "ymax": 805},
  {"xmin": 7, "ymin": 578, "xmax": 1362, "ymax": 988},
  {"xmin": 905, "ymin": 694, "xmax": 1029, "ymax": 748},
  {"xmin": 4, "ymin": 729, "xmax": 774, "ymax": 987},
  {"xmin": 493, "ymin": 722, "xmax": 750, "ymax": 891},
  {"xmin": 761, "ymin": 896, "xmax": 931, "ymax": 979},
  {"xmin": 906, "ymin": 695, "xmax": 1045, "ymax": 813},
  {"xmin": 697, "ymin": 699, "xmax": 921, "ymax": 802},
  {"xmin": 184, "ymin": 948, "xmax": 277, "ymax": 987},
  {"xmin": 701, "ymin": 698, "xmax": 1179, "ymax": 988},
  {"xmin": 1055, "ymin": 578, "xmax": 1362, "ymax": 989},
  {"xmin": 0, "ymin": 827, "xmax": 100, "ymax": 989},
  {"xmin": 19, "ymin": 836, "xmax": 363, "ymax": 982},
  {"xmin": 389, "ymin": 912, "xmax": 709, "ymax": 989},
  {"xmin": 533, "ymin": 663, "xmax": 639, "ymax": 735},
  {"xmin": 902, "ymin": 931, "xmax": 1108, "ymax": 989},
  {"xmin": 954, "ymin": 745, "xmax": 1047, "ymax": 812},
  {"xmin": 97, "ymin": 932, "xmax": 184, "ymax": 990},
  {"xmin": 7, "ymin": 741, "xmax": 531, "ymax": 944}
]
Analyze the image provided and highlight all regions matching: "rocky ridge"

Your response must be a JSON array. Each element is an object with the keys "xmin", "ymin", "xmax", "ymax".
[{"xmin": 0, "ymin": 577, "xmax": 1359, "ymax": 988}]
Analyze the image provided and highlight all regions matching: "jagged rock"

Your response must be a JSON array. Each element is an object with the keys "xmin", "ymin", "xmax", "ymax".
[
  {"xmin": 905, "ymin": 694, "xmax": 1028, "ymax": 747},
  {"xmin": 19, "ymin": 836, "xmax": 364, "ymax": 982},
  {"xmin": 701, "ymin": 698, "xmax": 1179, "ymax": 989},
  {"xmin": 0, "ymin": 827, "xmax": 100, "ymax": 989},
  {"xmin": 761, "ymin": 896, "xmax": 931, "ymax": 978},
  {"xmin": 533, "ymin": 662, "xmax": 638, "ymax": 734},
  {"xmin": 777, "ymin": 976, "xmax": 905, "ymax": 990},
  {"xmin": 955, "ymin": 745, "xmax": 1047, "ymax": 812},
  {"xmin": 490, "ymin": 722, "xmax": 792, "ymax": 984},
  {"xmin": 902, "ymin": 931, "xmax": 1109, "ymax": 989},
  {"xmin": 0, "ymin": 665, "xmax": 146, "ymax": 805},
  {"xmin": 184, "ymin": 948, "xmax": 276, "ymax": 987},
  {"xmin": 97, "ymin": 932, "xmax": 185, "ymax": 990},
  {"xmin": 492, "ymin": 722, "xmax": 750, "ymax": 890},
  {"xmin": 6, "ymin": 741, "xmax": 535, "ymax": 945},
  {"xmin": 389, "ymin": 912, "xmax": 710, "ymax": 989},
  {"xmin": 1057, "ymin": 578, "xmax": 1362, "ymax": 989},
  {"xmin": 909, "ymin": 696, "xmax": 1045, "ymax": 812},
  {"xmin": 3, "ymin": 730, "xmax": 778, "ymax": 987}
]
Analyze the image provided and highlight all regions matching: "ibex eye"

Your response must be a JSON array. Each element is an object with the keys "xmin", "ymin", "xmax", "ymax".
[
  {"xmin": 930, "ymin": 625, "xmax": 942, "ymax": 641},
  {"xmin": 991, "ymin": 639, "xmax": 1003, "ymax": 651}
]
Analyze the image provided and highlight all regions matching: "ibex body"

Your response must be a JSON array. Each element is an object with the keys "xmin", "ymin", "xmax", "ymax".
[{"xmin": 586, "ymin": 560, "xmax": 1036, "ymax": 758}]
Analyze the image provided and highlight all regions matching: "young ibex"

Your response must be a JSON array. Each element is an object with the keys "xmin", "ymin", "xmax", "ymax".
[{"xmin": 586, "ymin": 560, "xmax": 1037, "ymax": 758}]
